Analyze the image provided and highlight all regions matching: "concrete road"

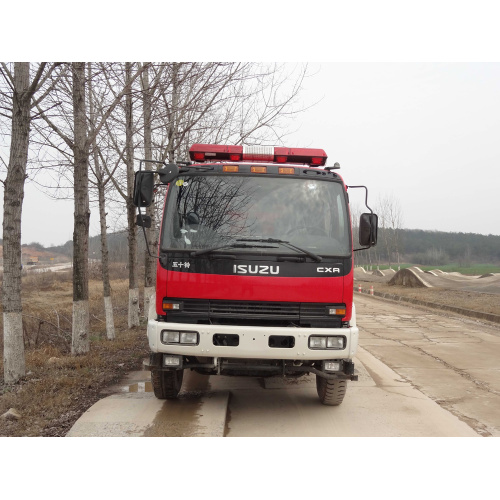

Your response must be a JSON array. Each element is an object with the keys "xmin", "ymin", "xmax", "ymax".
[
  {"xmin": 221, "ymin": 347, "xmax": 478, "ymax": 436},
  {"xmin": 68, "ymin": 291, "xmax": 500, "ymax": 436},
  {"xmin": 66, "ymin": 352, "xmax": 477, "ymax": 437},
  {"xmin": 355, "ymin": 293, "xmax": 500, "ymax": 436},
  {"xmin": 26, "ymin": 262, "xmax": 72, "ymax": 273}
]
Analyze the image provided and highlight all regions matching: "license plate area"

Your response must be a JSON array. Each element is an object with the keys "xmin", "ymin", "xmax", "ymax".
[
  {"xmin": 268, "ymin": 335, "xmax": 295, "ymax": 348},
  {"xmin": 213, "ymin": 334, "xmax": 240, "ymax": 346}
]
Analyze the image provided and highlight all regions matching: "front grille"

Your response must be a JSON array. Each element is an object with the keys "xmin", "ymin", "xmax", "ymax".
[
  {"xmin": 210, "ymin": 300, "xmax": 299, "ymax": 319},
  {"xmin": 163, "ymin": 298, "xmax": 344, "ymax": 327}
]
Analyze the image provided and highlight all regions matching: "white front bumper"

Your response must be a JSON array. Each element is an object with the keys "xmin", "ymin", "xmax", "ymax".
[{"xmin": 147, "ymin": 304, "xmax": 359, "ymax": 360}]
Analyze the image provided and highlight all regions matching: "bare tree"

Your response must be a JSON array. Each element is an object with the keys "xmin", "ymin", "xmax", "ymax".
[
  {"xmin": 88, "ymin": 62, "xmax": 115, "ymax": 340},
  {"xmin": 125, "ymin": 62, "xmax": 139, "ymax": 328},
  {"xmin": 148, "ymin": 63, "xmax": 309, "ymax": 162},
  {"xmin": 140, "ymin": 62, "xmax": 157, "ymax": 314},
  {"xmin": 0, "ymin": 62, "xmax": 63, "ymax": 382},
  {"xmin": 378, "ymin": 194, "xmax": 404, "ymax": 270},
  {"xmin": 36, "ymin": 62, "xmax": 148, "ymax": 353},
  {"xmin": 26, "ymin": 62, "xmax": 310, "ymax": 348},
  {"xmin": 70, "ymin": 62, "xmax": 92, "ymax": 353}
]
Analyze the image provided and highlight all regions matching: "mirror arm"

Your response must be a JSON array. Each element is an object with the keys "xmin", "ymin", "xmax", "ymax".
[
  {"xmin": 137, "ymin": 158, "xmax": 168, "ymax": 172},
  {"xmin": 134, "ymin": 158, "xmax": 178, "ymax": 260},
  {"xmin": 137, "ymin": 205, "xmax": 160, "ymax": 260},
  {"xmin": 347, "ymin": 185, "xmax": 373, "ymax": 214},
  {"xmin": 349, "ymin": 185, "xmax": 377, "ymax": 251}
]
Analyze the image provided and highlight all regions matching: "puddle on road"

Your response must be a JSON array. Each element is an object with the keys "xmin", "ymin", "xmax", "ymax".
[
  {"xmin": 141, "ymin": 371, "xmax": 213, "ymax": 437},
  {"xmin": 143, "ymin": 394, "xmax": 206, "ymax": 437}
]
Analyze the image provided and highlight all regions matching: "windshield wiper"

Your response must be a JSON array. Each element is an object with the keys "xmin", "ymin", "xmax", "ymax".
[
  {"xmin": 191, "ymin": 243, "xmax": 279, "ymax": 257},
  {"xmin": 235, "ymin": 238, "xmax": 322, "ymax": 262}
]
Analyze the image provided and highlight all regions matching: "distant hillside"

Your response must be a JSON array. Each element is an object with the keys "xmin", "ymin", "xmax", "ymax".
[
  {"xmin": 360, "ymin": 228, "xmax": 500, "ymax": 267},
  {"xmin": 402, "ymin": 229, "xmax": 500, "ymax": 264},
  {"xmin": 47, "ymin": 231, "xmax": 146, "ymax": 263},
  {"xmin": 41, "ymin": 227, "xmax": 500, "ymax": 266},
  {"xmin": 0, "ymin": 242, "xmax": 71, "ymax": 265}
]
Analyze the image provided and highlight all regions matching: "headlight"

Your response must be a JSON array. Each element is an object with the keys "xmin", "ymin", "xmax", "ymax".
[
  {"xmin": 309, "ymin": 336, "xmax": 327, "ymax": 349},
  {"xmin": 327, "ymin": 337, "xmax": 345, "ymax": 349},
  {"xmin": 309, "ymin": 335, "xmax": 345, "ymax": 350},
  {"xmin": 162, "ymin": 331, "xmax": 180, "ymax": 344},
  {"xmin": 180, "ymin": 331, "xmax": 198, "ymax": 344},
  {"xmin": 161, "ymin": 330, "xmax": 199, "ymax": 345}
]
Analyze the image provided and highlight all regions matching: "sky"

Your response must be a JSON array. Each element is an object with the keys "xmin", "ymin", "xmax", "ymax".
[
  {"xmin": 2, "ymin": 2, "xmax": 500, "ymax": 248},
  {"xmin": 6, "ymin": 62, "xmax": 500, "ymax": 247},
  {"xmin": 286, "ymin": 62, "xmax": 500, "ymax": 235}
]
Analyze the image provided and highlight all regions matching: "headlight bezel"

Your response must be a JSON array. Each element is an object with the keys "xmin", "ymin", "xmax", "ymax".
[
  {"xmin": 161, "ymin": 329, "xmax": 199, "ymax": 346},
  {"xmin": 308, "ymin": 335, "xmax": 346, "ymax": 350}
]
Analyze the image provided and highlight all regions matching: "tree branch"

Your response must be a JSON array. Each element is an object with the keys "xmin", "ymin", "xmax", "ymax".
[
  {"xmin": 35, "ymin": 103, "xmax": 74, "ymax": 150},
  {"xmin": 0, "ymin": 62, "xmax": 14, "ymax": 90}
]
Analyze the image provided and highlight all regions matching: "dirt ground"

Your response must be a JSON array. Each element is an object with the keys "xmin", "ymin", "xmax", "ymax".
[
  {"xmin": 0, "ymin": 271, "xmax": 149, "ymax": 437},
  {"xmin": 357, "ymin": 282, "xmax": 500, "ymax": 317}
]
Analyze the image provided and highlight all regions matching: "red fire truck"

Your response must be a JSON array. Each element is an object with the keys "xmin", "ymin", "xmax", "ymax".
[{"xmin": 134, "ymin": 144, "xmax": 377, "ymax": 405}]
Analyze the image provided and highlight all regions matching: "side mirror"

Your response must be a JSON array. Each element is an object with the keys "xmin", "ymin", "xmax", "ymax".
[
  {"xmin": 133, "ymin": 171, "xmax": 155, "ymax": 207},
  {"xmin": 359, "ymin": 213, "xmax": 378, "ymax": 247}
]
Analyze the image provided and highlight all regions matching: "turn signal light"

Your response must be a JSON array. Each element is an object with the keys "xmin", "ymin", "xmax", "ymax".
[
  {"xmin": 278, "ymin": 167, "xmax": 295, "ymax": 175},
  {"xmin": 163, "ymin": 303, "xmax": 180, "ymax": 311},
  {"xmin": 251, "ymin": 166, "xmax": 267, "ymax": 173},
  {"xmin": 223, "ymin": 165, "xmax": 239, "ymax": 172},
  {"xmin": 162, "ymin": 300, "xmax": 182, "ymax": 311},
  {"xmin": 328, "ymin": 308, "xmax": 346, "ymax": 316}
]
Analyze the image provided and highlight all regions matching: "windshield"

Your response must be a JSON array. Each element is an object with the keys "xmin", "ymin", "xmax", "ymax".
[{"xmin": 161, "ymin": 175, "xmax": 351, "ymax": 256}]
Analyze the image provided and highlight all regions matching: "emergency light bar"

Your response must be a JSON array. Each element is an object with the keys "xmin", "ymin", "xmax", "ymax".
[{"xmin": 189, "ymin": 144, "xmax": 327, "ymax": 167}]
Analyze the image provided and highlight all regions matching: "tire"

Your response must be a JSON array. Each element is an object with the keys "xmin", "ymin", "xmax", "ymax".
[
  {"xmin": 316, "ymin": 376, "xmax": 347, "ymax": 406},
  {"xmin": 151, "ymin": 369, "xmax": 184, "ymax": 400}
]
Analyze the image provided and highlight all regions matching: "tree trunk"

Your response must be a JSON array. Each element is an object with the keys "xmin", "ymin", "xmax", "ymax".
[
  {"xmin": 88, "ymin": 62, "xmax": 115, "ymax": 340},
  {"xmin": 71, "ymin": 62, "xmax": 90, "ymax": 354},
  {"xmin": 166, "ymin": 63, "xmax": 180, "ymax": 163},
  {"xmin": 98, "ymin": 180, "xmax": 115, "ymax": 339},
  {"xmin": 2, "ymin": 63, "xmax": 30, "ymax": 383},
  {"xmin": 126, "ymin": 62, "xmax": 139, "ymax": 328},
  {"xmin": 142, "ymin": 63, "xmax": 156, "ymax": 314}
]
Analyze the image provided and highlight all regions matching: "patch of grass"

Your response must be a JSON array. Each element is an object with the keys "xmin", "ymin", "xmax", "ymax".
[
  {"xmin": 0, "ymin": 328, "xmax": 148, "ymax": 436},
  {"xmin": 420, "ymin": 264, "xmax": 500, "ymax": 275}
]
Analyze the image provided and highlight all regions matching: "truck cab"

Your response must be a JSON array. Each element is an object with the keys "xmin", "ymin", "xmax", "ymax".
[{"xmin": 134, "ymin": 144, "xmax": 377, "ymax": 405}]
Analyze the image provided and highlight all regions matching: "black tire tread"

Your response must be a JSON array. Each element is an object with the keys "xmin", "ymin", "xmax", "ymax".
[
  {"xmin": 316, "ymin": 376, "xmax": 347, "ymax": 406},
  {"xmin": 151, "ymin": 369, "xmax": 184, "ymax": 400}
]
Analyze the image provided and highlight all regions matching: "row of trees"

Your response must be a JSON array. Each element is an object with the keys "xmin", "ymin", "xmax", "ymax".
[
  {"xmin": 353, "ymin": 194, "xmax": 500, "ymax": 267},
  {"xmin": 0, "ymin": 62, "xmax": 309, "ymax": 383},
  {"xmin": 352, "ymin": 194, "xmax": 405, "ymax": 269}
]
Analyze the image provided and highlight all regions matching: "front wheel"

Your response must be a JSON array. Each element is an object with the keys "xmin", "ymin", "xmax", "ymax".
[
  {"xmin": 316, "ymin": 376, "xmax": 347, "ymax": 406},
  {"xmin": 151, "ymin": 369, "xmax": 184, "ymax": 400}
]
